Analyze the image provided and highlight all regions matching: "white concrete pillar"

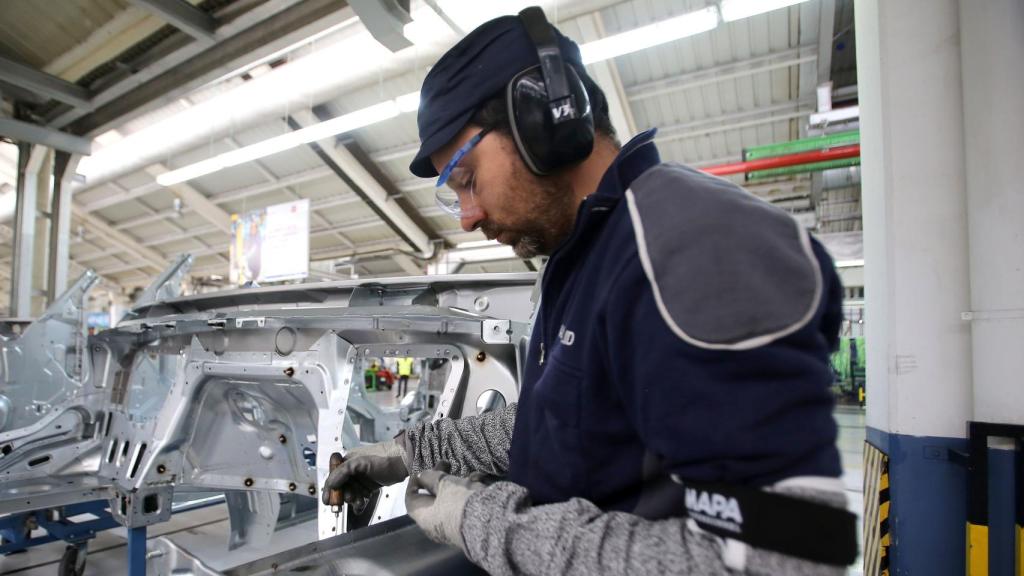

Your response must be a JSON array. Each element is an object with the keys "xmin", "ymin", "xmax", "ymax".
[
  {"xmin": 859, "ymin": 0, "xmax": 973, "ymax": 438},
  {"xmin": 959, "ymin": 0, "xmax": 1024, "ymax": 427},
  {"xmin": 856, "ymin": 0, "xmax": 973, "ymax": 572}
]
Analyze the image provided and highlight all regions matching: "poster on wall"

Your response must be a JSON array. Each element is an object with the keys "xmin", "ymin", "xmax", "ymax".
[{"xmin": 229, "ymin": 199, "xmax": 309, "ymax": 286}]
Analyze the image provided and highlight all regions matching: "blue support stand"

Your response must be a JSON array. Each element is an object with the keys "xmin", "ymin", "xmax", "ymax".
[
  {"xmin": 0, "ymin": 500, "xmax": 119, "ymax": 555},
  {"xmin": 127, "ymin": 525, "xmax": 146, "ymax": 576},
  {"xmin": 1, "ymin": 495, "xmax": 220, "ymax": 574}
]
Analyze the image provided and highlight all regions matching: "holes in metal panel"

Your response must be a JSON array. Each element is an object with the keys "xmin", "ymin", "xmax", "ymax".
[
  {"xmin": 107, "ymin": 440, "xmax": 119, "ymax": 463},
  {"xmin": 143, "ymin": 494, "xmax": 160, "ymax": 515},
  {"xmin": 118, "ymin": 441, "xmax": 130, "ymax": 467},
  {"xmin": 27, "ymin": 455, "xmax": 51, "ymax": 468},
  {"xmin": 129, "ymin": 443, "xmax": 147, "ymax": 479}
]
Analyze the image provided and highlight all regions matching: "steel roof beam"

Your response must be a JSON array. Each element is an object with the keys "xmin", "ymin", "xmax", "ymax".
[
  {"xmin": 0, "ymin": 56, "xmax": 92, "ymax": 110},
  {"xmin": 0, "ymin": 118, "xmax": 93, "ymax": 156},
  {"xmin": 627, "ymin": 47, "xmax": 818, "ymax": 102},
  {"xmin": 145, "ymin": 164, "xmax": 233, "ymax": 233},
  {"xmin": 656, "ymin": 99, "xmax": 815, "ymax": 143},
  {"xmin": 53, "ymin": 0, "xmax": 348, "ymax": 135},
  {"xmin": 289, "ymin": 111, "xmax": 431, "ymax": 254},
  {"xmin": 577, "ymin": 13, "xmax": 637, "ymax": 139},
  {"xmin": 80, "ymin": 165, "xmax": 332, "ymax": 214},
  {"xmin": 72, "ymin": 205, "xmax": 167, "ymax": 273},
  {"xmin": 226, "ymin": 131, "xmax": 355, "ymax": 249},
  {"xmin": 113, "ymin": 185, "xmax": 359, "ymax": 234},
  {"xmin": 369, "ymin": 142, "xmax": 418, "ymax": 164},
  {"xmin": 130, "ymin": 0, "xmax": 217, "ymax": 43}
]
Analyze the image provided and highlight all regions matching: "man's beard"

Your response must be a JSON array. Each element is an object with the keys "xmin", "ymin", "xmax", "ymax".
[
  {"xmin": 481, "ymin": 164, "xmax": 576, "ymax": 259},
  {"xmin": 511, "ymin": 235, "xmax": 543, "ymax": 259}
]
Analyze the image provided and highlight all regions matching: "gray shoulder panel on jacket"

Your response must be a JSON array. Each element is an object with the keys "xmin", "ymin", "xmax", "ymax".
[{"xmin": 625, "ymin": 163, "xmax": 822, "ymax": 350}]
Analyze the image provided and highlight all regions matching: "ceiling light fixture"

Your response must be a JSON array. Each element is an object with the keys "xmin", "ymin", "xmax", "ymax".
[
  {"xmin": 719, "ymin": 0, "xmax": 813, "ymax": 22},
  {"xmin": 580, "ymin": 6, "xmax": 719, "ymax": 64},
  {"xmin": 156, "ymin": 92, "xmax": 419, "ymax": 186},
  {"xmin": 154, "ymin": 0, "xmax": 810, "ymax": 188}
]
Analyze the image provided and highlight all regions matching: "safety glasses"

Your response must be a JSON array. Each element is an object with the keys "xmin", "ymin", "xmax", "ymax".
[{"xmin": 434, "ymin": 127, "xmax": 492, "ymax": 219}]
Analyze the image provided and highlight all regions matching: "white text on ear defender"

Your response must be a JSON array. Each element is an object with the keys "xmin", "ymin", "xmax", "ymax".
[{"xmin": 551, "ymin": 100, "xmax": 577, "ymax": 122}]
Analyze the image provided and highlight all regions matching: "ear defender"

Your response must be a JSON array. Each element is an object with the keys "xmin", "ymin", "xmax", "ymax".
[{"xmin": 508, "ymin": 7, "xmax": 595, "ymax": 175}]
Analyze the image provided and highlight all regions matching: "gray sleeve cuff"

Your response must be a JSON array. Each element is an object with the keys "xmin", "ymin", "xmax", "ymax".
[
  {"xmin": 403, "ymin": 403, "xmax": 517, "ymax": 476},
  {"xmin": 457, "ymin": 481, "xmax": 849, "ymax": 576}
]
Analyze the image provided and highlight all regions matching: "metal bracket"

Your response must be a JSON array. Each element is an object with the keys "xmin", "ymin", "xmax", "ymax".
[{"xmin": 482, "ymin": 319, "xmax": 512, "ymax": 343}]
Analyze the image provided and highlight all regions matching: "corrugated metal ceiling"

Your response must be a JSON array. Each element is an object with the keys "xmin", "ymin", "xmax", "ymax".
[
  {"xmin": 4, "ymin": 0, "xmax": 840, "ymax": 290},
  {"xmin": 0, "ymin": 0, "xmax": 130, "ymax": 69}
]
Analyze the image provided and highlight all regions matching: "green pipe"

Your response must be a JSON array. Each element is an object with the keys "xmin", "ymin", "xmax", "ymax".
[
  {"xmin": 747, "ymin": 157, "xmax": 861, "ymax": 180},
  {"xmin": 744, "ymin": 130, "xmax": 860, "ymax": 160}
]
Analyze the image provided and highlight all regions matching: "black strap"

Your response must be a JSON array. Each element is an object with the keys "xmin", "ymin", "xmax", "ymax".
[
  {"xmin": 630, "ymin": 476, "xmax": 858, "ymax": 567},
  {"xmin": 518, "ymin": 7, "xmax": 577, "ymax": 122}
]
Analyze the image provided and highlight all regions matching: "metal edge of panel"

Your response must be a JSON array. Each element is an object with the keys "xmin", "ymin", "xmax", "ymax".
[
  {"xmin": 223, "ymin": 515, "xmax": 414, "ymax": 575},
  {"xmin": 127, "ymin": 272, "xmax": 539, "ymax": 316}
]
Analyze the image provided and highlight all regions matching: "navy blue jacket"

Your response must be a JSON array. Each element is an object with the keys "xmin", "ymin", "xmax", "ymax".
[{"xmin": 507, "ymin": 130, "xmax": 843, "ymax": 511}]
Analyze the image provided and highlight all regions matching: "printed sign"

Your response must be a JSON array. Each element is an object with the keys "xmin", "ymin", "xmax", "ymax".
[{"xmin": 229, "ymin": 199, "xmax": 309, "ymax": 285}]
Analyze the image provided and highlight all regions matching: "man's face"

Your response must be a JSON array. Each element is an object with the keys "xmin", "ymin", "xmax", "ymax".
[{"xmin": 431, "ymin": 125, "xmax": 577, "ymax": 259}]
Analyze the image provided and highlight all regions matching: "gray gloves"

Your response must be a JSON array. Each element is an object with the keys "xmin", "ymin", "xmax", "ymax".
[
  {"xmin": 321, "ymin": 438, "xmax": 410, "ymax": 506},
  {"xmin": 405, "ymin": 462, "xmax": 487, "ymax": 550}
]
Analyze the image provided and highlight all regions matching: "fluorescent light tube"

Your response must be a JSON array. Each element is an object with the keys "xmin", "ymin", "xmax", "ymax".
[
  {"xmin": 156, "ymin": 93, "xmax": 418, "ymax": 187},
  {"xmin": 579, "ymin": 6, "xmax": 719, "ymax": 64},
  {"xmin": 156, "ymin": 158, "xmax": 225, "ymax": 186},
  {"xmin": 161, "ymin": 0, "xmax": 818, "ymax": 188},
  {"xmin": 220, "ymin": 132, "xmax": 305, "ymax": 167},
  {"xmin": 720, "ymin": 0, "xmax": 812, "ymax": 22},
  {"xmin": 296, "ymin": 100, "xmax": 402, "ymax": 144}
]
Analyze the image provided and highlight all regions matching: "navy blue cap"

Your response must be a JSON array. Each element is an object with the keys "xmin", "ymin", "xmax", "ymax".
[{"xmin": 409, "ymin": 11, "xmax": 583, "ymax": 178}]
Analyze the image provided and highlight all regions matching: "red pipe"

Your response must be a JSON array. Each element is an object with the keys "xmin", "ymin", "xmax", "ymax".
[{"xmin": 701, "ymin": 144, "xmax": 861, "ymax": 176}]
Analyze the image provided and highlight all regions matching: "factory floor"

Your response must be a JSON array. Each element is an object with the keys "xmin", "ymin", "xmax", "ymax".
[
  {"xmin": 836, "ymin": 404, "xmax": 867, "ymax": 576},
  {"xmin": 0, "ymin": 401, "xmax": 867, "ymax": 576}
]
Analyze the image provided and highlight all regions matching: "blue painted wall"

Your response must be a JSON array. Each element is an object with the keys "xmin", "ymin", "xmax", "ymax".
[
  {"xmin": 867, "ymin": 428, "xmax": 1017, "ymax": 574},
  {"xmin": 868, "ymin": 429, "xmax": 965, "ymax": 574}
]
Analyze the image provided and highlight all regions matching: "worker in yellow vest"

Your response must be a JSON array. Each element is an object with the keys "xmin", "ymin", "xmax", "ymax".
[{"xmin": 396, "ymin": 357, "xmax": 415, "ymax": 398}]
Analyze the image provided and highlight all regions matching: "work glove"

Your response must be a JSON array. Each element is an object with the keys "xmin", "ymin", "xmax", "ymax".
[
  {"xmin": 321, "ymin": 438, "xmax": 410, "ymax": 506},
  {"xmin": 405, "ymin": 461, "xmax": 487, "ymax": 550}
]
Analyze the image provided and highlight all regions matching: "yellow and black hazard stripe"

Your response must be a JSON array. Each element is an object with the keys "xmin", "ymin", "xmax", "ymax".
[
  {"xmin": 879, "ymin": 457, "xmax": 890, "ymax": 576},
  {"xmin": 863, "ymin": 441, "xmax": 890, "ymax": 576}
]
